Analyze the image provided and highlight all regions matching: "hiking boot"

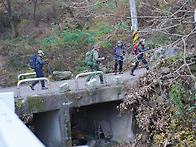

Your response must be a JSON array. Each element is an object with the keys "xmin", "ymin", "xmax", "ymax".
[
  {"xmin": 29, "ymin": 85, "xmax": 34, "ymax": 91},
  {"xmin": 41, "ymin": 87, "xmax": 48, "ymax": 90},
  {"xmin": 100, "ymin": 80, "xmax": 107, "ymax": 85},
  {"xmin": 130, "ymin": 72, "xmax": 136, "ymax": 76}
]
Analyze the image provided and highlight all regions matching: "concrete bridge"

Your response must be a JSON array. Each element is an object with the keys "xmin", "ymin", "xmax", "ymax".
[{"xmin": 0, "ymin": 68, "xmax": 146, "ymax": 147}]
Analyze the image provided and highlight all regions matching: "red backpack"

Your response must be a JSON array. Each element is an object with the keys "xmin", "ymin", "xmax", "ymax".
[{"xmin": 132, "ymin": 44, "xmax": 138, "ymax": 55}]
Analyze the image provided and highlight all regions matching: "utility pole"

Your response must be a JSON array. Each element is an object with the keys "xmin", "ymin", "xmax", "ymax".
[{"xmin": 130, "ymin": 0, "xmax": 139, "ymax": 45}]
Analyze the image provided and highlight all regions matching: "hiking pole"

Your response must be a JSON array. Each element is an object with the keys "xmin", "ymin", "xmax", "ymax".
[
  {"xmin": 47, "ymin": 64, "xmax": 53, "ymax": 78},
  {"xmin": 100, "ymin": 60, "xmax": 103, "ymax": 69}
]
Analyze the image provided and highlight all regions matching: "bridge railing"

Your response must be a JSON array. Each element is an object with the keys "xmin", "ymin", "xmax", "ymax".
[
  {"xmin": 18, "ymin": 72, "xmax": 36, "ymax": 81},
  {"xmin": 17, "ymin": 78, "xmax": 51, "ymax": 98},
  {"xmin": 75, "ymin": 71, "xmax": 106, "ymax": 91}
]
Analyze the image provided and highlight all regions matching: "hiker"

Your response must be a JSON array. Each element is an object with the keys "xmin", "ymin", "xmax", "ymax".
[
  {"xmin": 86, "ymin": 45, "xmax": 105, "ymax": 84},
  {"xmin": 30, "ymin": 50, "xmax": 49, "ymax": 90},
  {"xmin": 130, "ymin": 38, "xmax": 150, "ymax": 76},
  {"xmin": 113, "ymin": 40, "xmax": 125, "ymax": 75}
]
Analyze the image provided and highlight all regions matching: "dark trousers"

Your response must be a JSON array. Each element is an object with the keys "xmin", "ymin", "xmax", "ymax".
[
  {"xmin": 32, "ymin": 67, "xmax": 45, "ymax": 87},
  {"xmin": 86, "ymin": 65, "xmax": 103, "ymax": 83},
  {"xmin": 131, "ymin": 56, "xmax": 149, "ymax": 73},
  {"xmin": 114, "ymin": 58, "xmax": 123, "ymax": 72}
]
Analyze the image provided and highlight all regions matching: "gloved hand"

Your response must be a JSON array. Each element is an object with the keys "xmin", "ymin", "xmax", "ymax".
[
  {"xmin": 45, "ymin": 61, "xmax": 49, "ymax": 64},
  {"xmin": 119, "ymin": 55, "xmax": 123, "ymax": 61},
  {"xmin": 147, "ymin": 46, "xmax": 151, "ymax": 50}
]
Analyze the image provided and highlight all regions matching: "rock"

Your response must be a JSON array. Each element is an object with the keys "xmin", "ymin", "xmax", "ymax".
[
  {"xmin": 150, "ymin": 46, "xmax": 183, "ymax": 62},
  {"xmin": 164, "ymin": 46, "xmax": 182, "ymax": 58},
  {"xmin": 158, "ymin": 67, "xmax": 170, "ymax": 75},
  {"xmin": 112, "ymin": 76, "xmax": 123, "ymax": 85},
  {"xmin": 95, "ymin": 139, "xmax": 110, "ymax": 147},
  {"xmin": 150, "ymin": 47, "xmax": 165, "ymax": 62},
  {"xmin": 85, "ymin": 79, "xmax": 97, "ymax": 90},
  {"xmin": 87, "ymin": 140, "xmax": 96, "ymax": 147},
  {"xmin": 52, "ymin": 71, "xmax": 72, "ymax": 81}
]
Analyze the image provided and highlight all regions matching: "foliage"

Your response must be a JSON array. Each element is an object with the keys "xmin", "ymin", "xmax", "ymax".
[
  {"xmin": 15, "ymin": 101, "xmax": 23, "ymax": 108},
  {"xmin": 35, "ymin": 21, "xmax": 115, "ymax": 72},
  {"xmin": 153, "ymin": 111, "xmax": 196, "ymax": 146},
  {"xmin": 1, "ymin": 35, "xmax": 35, "ymax": 70},
  {"xmin": 119, "ymin": 53, "xmax": 196, "ymax": 146},
  {"xmin": 153, "ymin": 84, "xmax": 196, "ymax": 146},
  {"xmin": 150, "ymin": 32, "xmax": 179, "ymax": 48},
  {"xmin": 169, "ymin": 84, "xmax": 184, "ymax": 115}
]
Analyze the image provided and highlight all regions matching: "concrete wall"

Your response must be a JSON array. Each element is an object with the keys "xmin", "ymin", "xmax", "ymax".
[
  {"xmin": 34, "ymin": 110, "xmax": 62, "ymax": 147},
  {"xmin": 34, "ymin": 105, "xmax": 71, "ymax": 147}
]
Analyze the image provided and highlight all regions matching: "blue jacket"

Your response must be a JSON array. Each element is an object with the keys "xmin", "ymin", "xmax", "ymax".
[{"xmin": 113, "ymin": 45, "xmax": 125, "ymax": 58}]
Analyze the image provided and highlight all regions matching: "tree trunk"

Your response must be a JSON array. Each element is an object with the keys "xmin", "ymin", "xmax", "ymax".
[
  {"xmin": 64, "ymin": 1, "xmax": 83, "ymax": 30},
  {"xmin": 33, "ymin": 0, "xmax": 37, "ymax": 21},
  {"xmin": 6, "ymin": 0, "xmax": 19, "ymax": 38}
]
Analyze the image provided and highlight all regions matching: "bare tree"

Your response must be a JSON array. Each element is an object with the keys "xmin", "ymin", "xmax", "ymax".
[
  {"xmin": 33, "ymin": 0, "xmax": 37, "ymax": 21},
  {"xmin": 1, "ymin": 0, "xmax": 19, "ymax": 38}
]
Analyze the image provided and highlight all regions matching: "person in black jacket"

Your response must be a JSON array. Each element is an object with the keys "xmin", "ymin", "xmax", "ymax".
[
  {"xmin": 130, "ymin": 39, "xmax": 150, "ymax": 76},
  {"xmin": 30, "ymin": 50, "xmax": 49, "ymax": 90}
]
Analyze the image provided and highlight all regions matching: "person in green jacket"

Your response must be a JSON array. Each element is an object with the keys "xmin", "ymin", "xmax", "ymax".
[{"xmin": 86, "ymin": 45, "xmax": 105, "ymax": 84}]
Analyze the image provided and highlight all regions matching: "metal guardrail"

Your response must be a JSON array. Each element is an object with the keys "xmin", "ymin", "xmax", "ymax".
[
  {"xmin": 18, "ymin": 72, "xmax": 36, "ymax": 81},
  {"xmin": 75, "ymin": 71, "xmax": 106, "ymax": 91},
  {"xmin": 59, "ymin": 83, "xmax": 70, "ymax": 93},
  {"xmin": 17, "ymin": 77, "xmax": 51, "ymax": 98}
]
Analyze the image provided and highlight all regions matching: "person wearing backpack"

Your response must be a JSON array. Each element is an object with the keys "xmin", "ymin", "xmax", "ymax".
[
  {"xmin": 130, "ymin": 38, "xmax": 150, "ymax": 76},
  {"xmin": 29, "ymin": 50, "xmax": 49, "ymax": 90},
  {"xmin": 113, "ymin": 40, "xmax": 125, "ymax": 75},
  {"xmin": 86, "ymin": 45, "xmax": 105, "ymax": 84}
]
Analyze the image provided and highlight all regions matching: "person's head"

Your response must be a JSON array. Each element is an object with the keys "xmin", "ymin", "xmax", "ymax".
[
  {"xmin": 140, "ymin": 38, "xmax": 145, "ymax": 45},
  {"xmin": 38, "ymin": 50, "xmax": 44, "ymax": 56},
  {"xmin": 94, "ymin": 45, "xmax": 100, "ymax": 52},
  {"xmin": 117, "ymin": 40, "xmax": 122, "ymax": 46}
]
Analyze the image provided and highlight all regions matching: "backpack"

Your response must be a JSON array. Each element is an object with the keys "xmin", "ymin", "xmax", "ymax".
[
  {"xmin": 29, "ymin": 54, "xmax": 37, "ymax": 69},
  {"xmin": 132, "ymin": 44, "xmax": 138, "ymax": 55},
  {"xmin": 85, "ymin": 51, "xmax": 94, "ymax": 66}
]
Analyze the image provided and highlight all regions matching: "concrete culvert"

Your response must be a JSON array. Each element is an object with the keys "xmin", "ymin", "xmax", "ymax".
[{"xmin": 70, "ymin": 100, "xmax": 136, "ymax": 146}]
